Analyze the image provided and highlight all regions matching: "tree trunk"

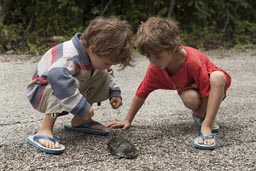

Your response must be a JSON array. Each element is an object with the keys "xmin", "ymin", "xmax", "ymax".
[
  {"xmin": 0, "ymin": 0, "xmax": 6, "ymax": 24},
  {"xmin": 167, "ymin": 0, "xmax": 176, "ymax": 18}
]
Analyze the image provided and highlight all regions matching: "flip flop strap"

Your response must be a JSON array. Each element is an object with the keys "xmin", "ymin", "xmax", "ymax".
[
  {"xmin": 198, "ymin": 132, "xmax": 215, "ymax": 140},
  {"xmin": 33, "ymin": 135, "xmax": 58, "ymax": 143},
  {"xmin": 76, "ymin": 120, "xmax": 102, "ymax": 128}
]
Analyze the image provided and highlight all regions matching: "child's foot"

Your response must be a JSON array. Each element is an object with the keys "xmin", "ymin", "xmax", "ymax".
[
  {"xmin": 197, "ymin": 127, "xmax": 215, "ymax": 146},
  {"xmin": 193, "ymin": 131, "xmax": 216, "ymax": 150},
  {"xmin": 192, "ymin": 114, "xmax": 220, "ymax": 133},
  {"xmin": 64, "ymin": 119, "xmax": 109, "ymax": 136},
  {"xmin": 35, "ymin": 130, "xmax": 60, "ymax": 149},
  {"xmin": 72, "ymin": 119, "xmax": 107, "ymax": 131},
  {"xmin": 71, "ymin": 115, "xmax": 107, "ymax": 132}
]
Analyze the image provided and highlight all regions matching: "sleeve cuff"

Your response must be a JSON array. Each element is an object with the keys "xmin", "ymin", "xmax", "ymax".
[{"xmin": 109, "ymin": 89, "xmax": 121, "ymax": 99}]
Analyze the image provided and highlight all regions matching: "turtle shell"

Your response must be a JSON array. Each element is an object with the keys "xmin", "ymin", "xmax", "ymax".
[{"xmin": 107, "ymin": 136, "xmax": 138, "ymax": 159}]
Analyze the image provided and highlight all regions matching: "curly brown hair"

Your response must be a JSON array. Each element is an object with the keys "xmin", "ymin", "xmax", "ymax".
[
  {"xmin": 136, "ymin": 17, "xmax": 181, "ymax": 58},
  {"xmin": 82, "ymin": 16, "xmax": 134, "ymax": 69}
]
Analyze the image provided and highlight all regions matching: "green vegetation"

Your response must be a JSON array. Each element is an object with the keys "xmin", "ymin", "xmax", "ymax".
[{"xmin": 0, "ymin": 0, "xmax": 255, "ymax": 54}]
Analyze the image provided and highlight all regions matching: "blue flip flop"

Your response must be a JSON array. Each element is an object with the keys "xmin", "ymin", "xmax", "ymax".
[
  {"xmin": 27, "ymin": 135, "xmax": 65, "ymax": 154},
  {"xmin": 193, "ymin": 132, "xmax": 216, "ymax": 150},
  {"xmin": 192, "ymin": 114, "xmax": 220, "ymax": 133},
  {"xmin": 64, "ymin": 120, "xmax": 109, "ymax": 136}
]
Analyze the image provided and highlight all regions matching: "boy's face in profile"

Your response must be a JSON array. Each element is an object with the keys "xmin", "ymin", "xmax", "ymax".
[
  {"xmin": 148, "ymin": 49, "xmax": 174, "ymax": 69},
  {"xmin": 87, "ymin": 46, "xmax": 120, "ymax": 70},
  {"xmin": 90, "ymin": 53, "xmax": 120, "ymax": 70}
]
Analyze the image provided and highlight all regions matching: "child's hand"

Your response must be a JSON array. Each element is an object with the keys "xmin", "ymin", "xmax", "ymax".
[
  {"xmin": 82, "ymin": 107, "xmax": 94, "ymax": 121},
  {"xmin": 110, "ymin": 97, "xmax": 122, "ymax": 109},
  {"xmin": 106, "ymin": 119, "xmax": 131, "ymax": 129}
]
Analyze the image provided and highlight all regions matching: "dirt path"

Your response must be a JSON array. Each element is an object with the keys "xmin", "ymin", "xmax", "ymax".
[{"xmin": 0, "ymin": 49, "xmax": 256, "ymax": 170}]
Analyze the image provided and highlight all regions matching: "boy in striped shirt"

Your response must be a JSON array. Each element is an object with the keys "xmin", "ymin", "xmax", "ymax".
[{"xmin": 26, "ymin": 16, "xmax": 133, "ymax": 154}]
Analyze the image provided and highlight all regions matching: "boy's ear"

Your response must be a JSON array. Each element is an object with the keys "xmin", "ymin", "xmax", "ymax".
[
  {"xmin": 88, "ymin": 45, "xmax": 95, "ymax": 54},
  {"xmin": 174, "ymin": 47, "xmax": 180, "ymax": 53}
]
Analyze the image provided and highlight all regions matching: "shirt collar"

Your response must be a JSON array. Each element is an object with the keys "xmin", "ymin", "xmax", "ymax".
[{"xmin": 72, "ymin": 33, "xmax": 91, "ymax": 66}]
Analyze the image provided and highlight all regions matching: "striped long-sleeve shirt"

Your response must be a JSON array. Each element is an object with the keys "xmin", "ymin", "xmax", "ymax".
[{"xmin": 26, "ymin": 33, "xmax": 121, "ymax": 118}]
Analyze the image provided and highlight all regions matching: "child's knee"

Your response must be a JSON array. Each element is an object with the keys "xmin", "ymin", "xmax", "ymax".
[
  {"xmin": 180, "ymin": 90, "xmax": 201, "ymax": 110},
  {"xmin": 210, "ymin": 71, "xmax": 226, "ymax": 88}
]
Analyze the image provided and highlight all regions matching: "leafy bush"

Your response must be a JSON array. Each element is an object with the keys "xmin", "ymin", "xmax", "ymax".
[{"xmin": 0, "ymin": 0, "xmax": 255, "ymax": 54}]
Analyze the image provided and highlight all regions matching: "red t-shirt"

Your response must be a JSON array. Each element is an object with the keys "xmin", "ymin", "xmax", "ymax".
[{"xmin": 136, "ymin": 46, "xmax": 232, "ymax": 98}]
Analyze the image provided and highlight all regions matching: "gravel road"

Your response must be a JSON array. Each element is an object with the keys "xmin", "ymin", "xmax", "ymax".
[{"xmin": 0, "ymin": 49, "xmax": 256, "ymax": 171}]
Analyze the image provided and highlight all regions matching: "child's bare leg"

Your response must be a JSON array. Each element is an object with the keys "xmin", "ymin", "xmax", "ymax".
[
  {"xmin": 36, "ymin": 113, "xmax": 60, "ymax": 149},
  {"xmin": 71, "ymin": 115, "xmax": 107, "ymax": 130},
  {"xmin": 180, "ymin": 89, "xmax": 201, "ymax": 112},
  {"xmin": 199, "ymin": 71, "xmax": 226, "ymax": 145}
]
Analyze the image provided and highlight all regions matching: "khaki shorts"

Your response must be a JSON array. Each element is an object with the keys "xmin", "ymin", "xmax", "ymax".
[{"xmin": 36, "ymin": 70, "xmax": 109, "ymax": 114}]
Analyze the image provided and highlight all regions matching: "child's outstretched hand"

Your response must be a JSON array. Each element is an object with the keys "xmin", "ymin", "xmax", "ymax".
[
  {"xmin": 106, "ymin": 119, "xmax": 131, "ymax": 129},
  {"xmin": 110, "ymin": 97, "xmax": 122, "ymax": 109}
]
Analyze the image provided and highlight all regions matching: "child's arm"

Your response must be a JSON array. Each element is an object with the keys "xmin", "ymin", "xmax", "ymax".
[
  {"xmin": 107, "ymin": 68, "xmax": 123, "ymax": 109},
  {"xmin": 106, "ymin": 95, "xmax": 146, "ymax": 129},
  {"xmin": 107, "ymin": 64, "xmax": 157, "ymax": 129},
  {"xmin": 107, "ymin": 68, "xmax": 121, "ymax": 99}
]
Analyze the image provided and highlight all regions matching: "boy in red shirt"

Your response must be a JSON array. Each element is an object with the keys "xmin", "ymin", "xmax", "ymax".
[{"xmin": 107, "ymin": 17, "xmax": 231, "ymax": 150}]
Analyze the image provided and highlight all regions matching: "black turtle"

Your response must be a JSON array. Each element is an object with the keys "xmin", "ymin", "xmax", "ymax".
[{"xmin": 107, "ymin": 136, "xmax": 138, "ymax": 159}]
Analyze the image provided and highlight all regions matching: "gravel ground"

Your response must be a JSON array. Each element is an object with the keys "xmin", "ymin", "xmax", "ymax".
[{"xmin": 0, "ymin": 49, "xmax": 256, "ymax": 171}]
